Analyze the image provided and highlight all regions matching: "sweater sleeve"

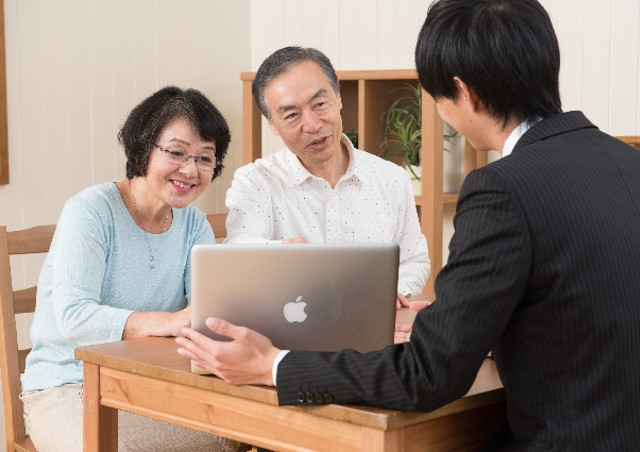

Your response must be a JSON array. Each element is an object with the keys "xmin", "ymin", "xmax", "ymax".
[{"xmin": 49, "ymin": 195, "xmax": 132, "ymax": 345}]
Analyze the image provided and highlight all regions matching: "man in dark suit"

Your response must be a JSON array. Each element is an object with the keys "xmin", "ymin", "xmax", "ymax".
[{"xmin": 176, "ymin": 0, "xmax": 640, "ymax": 448}]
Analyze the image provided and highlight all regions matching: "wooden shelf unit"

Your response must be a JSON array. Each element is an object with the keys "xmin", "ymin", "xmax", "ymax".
[
  {"xmin": 616, "ymin": 136, "xmax": 640, "ymax": 149},
  {"xmin": 240, "ymin": 69, "xmax": 485, "ymax": 296}
]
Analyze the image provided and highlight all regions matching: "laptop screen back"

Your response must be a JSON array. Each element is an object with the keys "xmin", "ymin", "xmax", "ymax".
[{"xmin": 190, "ymin": 243, "xmax": 399, "ymax": 371}]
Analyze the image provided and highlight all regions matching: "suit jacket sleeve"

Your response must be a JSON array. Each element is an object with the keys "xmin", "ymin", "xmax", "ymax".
[{"xmin": 276, "ymin": 166, "xmax": 531, "ymax": 410}]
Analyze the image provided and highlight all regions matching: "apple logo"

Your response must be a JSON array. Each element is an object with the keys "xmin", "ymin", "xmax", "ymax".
[{"xmin": 283, "ymin": 295, "xmax": 308, "ymax": 323}]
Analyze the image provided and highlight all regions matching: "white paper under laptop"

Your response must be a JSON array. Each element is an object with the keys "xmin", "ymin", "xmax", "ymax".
[{"xmin": 190, "ymin": 243, "xmax": 399, "ymax": 373}]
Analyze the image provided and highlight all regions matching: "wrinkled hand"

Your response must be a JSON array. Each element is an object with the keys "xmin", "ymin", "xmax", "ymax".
[
  {"xmin": 282, "ymin": 236, "xmax": 308, "ymax": 244},
  {"xmin": 167, "ymin": 305, "xmax": 192, "ymax": 337},
  {"xmin": 394, "ymin": 323, "xmax": 412, "ymax": 343},
  {"xmin": 396, "ymin": 292, "xmax": 409, "ymax": 309},
  {"xmin": 409, "ymin": 299, "xmax": 433, "ymax": 312},
  {"xmin": 393, "ymin": 298, "xmax": 435, "ymax": 343},
  {"xmin": 123, "ymin": 305, "xmax": 192, "ymax": 339},
  {"xmin": 175, "ymin": 317, "xmax": 280, "ymax": 386}
]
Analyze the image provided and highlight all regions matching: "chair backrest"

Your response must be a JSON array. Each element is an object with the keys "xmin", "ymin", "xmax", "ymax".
[
  {"xmin": 206, "ymin": 213, "xmax": 227, "ymax": 241},
  {"xmin": 0, "ymin": 224, "xmax": 55, "ymax": 452}
]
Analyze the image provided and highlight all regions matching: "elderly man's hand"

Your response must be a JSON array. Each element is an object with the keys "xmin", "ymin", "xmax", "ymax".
[
  {"xmin": 410, "ymin": 298, "xmax": 434, "ymax": 311},
  {"xmin": 282, "ymin": 236, "xmax": 307, "ymax": 243},
  {"xmin": 394, "ymin": 298, "xmax": 435, "ymax": 343},
  {"xmin": 396, "ymin": 292, "xmax": 410, "ymax": 309},
  {"xmin": 394, "ymin": 323, "xmax": 412, "ymax": 343}
]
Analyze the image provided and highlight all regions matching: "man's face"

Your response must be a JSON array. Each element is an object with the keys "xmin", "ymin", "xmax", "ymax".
[
  {"xmin": 264, "ymin": 61, "xmax": 343, "ymax": 168},
  {"xmin": 434, "ymin": 78, "xmax": 494, "ymax": 152},
  {"xmin": 437, "ymin": 96, "xmax": 481, "ymax": 152}
]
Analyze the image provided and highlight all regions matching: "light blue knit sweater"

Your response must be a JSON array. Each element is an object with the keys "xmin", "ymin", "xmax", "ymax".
[{"xmin": 22, "ymin": 182, "xmax": 214, "ymax": 391}]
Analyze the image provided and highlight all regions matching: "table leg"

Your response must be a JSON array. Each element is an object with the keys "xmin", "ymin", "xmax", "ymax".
[{"xmin": 83, "ymin": 362, "xmax": 118, "ymax": 451}]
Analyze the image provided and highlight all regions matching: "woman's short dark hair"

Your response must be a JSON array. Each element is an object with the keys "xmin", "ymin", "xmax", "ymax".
[
  {"xmin": 118, "ymin": 86, "xmax": 231, "ymax": 181},
  {"xmin": 252, "ymin": 46, "xmax": 340, "ymax": 120},
  {"xmin": 415, "ymin": 0, "xmax": 562, "ymax": 126}
]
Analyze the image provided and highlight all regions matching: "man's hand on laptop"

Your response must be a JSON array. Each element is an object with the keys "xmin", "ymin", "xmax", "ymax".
[{"xmin": 176, "ymin": 317, "xmax": 280, "ymax": 386}]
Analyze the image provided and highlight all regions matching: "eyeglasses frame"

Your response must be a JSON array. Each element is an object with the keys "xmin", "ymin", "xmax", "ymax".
[{"xmin": 153, "ymin": 144, "xmax": 217, "ymax": 171}]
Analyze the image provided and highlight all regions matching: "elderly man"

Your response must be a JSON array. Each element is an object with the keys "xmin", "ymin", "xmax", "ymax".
[{"xmin": 224, "ymin": 46, "xmax": 430, "ymax": 305}]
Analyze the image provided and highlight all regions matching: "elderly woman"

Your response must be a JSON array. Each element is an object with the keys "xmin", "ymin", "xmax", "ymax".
[{"xmin": 20, "ymin": 86, "xmax": 247, "ymax": 452}]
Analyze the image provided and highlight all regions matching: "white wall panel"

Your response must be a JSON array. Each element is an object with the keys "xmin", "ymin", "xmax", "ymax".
[
  {"xmin": 250, "ymin": 0, "xmax": 268, "ymax": 69},
  {"xmin": 319, "ymin": 0, "xmax": 341, "ymax": 65},
  {"xmin": 354, "ymin": 0, "xmax": 378, "ymax": 68},
  {"xmin": 337, "ymin": 0, "xmax": 359, "ymax": 69},
  {"xmin": 13, "ymin": 1, "xmax": 50, "ymax": 226},
  {"xmin": 252, "ymin": 0, "xmax": 640, "ymax": 135},
  {"xmin": 300, "ymin": 2, "xmax": 322, "ymax": 48},
  {"xmin": 396, "ymin": 0, "xmax": 428, "ymax": 69},
  {"xmin": 0, "ymin": 0, "xmax": 250, "ymax": 233},
  {"xmin": 64, "ymin": 1, "xmax": 94, "ymax": 212},
  {"xmin": 377, "ymin": 0, "xmax": 399, "ymax": 68},
  {"xmin": 89, "ymin": 1, "xmax": 120, "ymax": 185},
  {"xmin": 582, "ymin": 0, "xmax": 612, "ymax": 131},
  {"xmin": 609, "ymin": 0, "xmax": 640, "ymax": 135},
  {"xmin": 556, "ymin": 0, "xmax": 585, "ymax": 111}
]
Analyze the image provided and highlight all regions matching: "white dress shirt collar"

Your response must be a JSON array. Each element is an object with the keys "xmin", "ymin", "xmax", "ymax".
[
  {"xmin": 502, "ymin": 118, "xmax": 541, "ymax": 157},
  {"xmin": 284, "ymin": 135, "xmax": 365, "ymax": 187}
]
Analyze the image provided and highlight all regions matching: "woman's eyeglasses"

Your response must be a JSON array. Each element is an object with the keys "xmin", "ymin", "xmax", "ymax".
[{"xmin": 154, "ymin": 144, "xmax": 216, "ymax": 171}]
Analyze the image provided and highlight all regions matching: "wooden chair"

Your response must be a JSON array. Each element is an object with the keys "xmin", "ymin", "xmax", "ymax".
[
  {"xmin": 0, "ymin": 217, "xmax": 223, "ymax": 451},
  {"xmin": 206, "ymin": 213, "xmax": 227, "ymax": 241},
  {"xmin": 0, "ymin": 224, "xmax": 56, "ymax": 452}
]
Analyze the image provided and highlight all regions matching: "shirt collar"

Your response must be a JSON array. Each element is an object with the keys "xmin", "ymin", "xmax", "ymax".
[
  {"xmin": 502, "ymin": 118, "xmax": 541, "ymax": 157},
  {"xmin": 285, "ymin": 134, "xmax": 363, "ymax": 186}
]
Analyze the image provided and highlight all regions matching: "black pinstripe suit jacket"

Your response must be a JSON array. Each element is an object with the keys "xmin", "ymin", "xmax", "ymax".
[{"xmin": 276, "ymin": 112, "xmax": 640, "ymax": 449}]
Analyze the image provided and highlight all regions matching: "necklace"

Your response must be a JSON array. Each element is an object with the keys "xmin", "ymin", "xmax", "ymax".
[{"xmin": 129, "ymin": 179, "xmax": 170, "ymax": 268}]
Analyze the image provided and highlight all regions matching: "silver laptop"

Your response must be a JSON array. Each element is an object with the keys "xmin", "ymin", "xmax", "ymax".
[{"xmin": 190, "ymin": 243, "xmax": 399, "ymax": 373}]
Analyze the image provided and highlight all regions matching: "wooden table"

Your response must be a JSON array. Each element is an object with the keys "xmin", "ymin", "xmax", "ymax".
[{"xmin": 76, "ymin": 307, "xmax": 506, "ymax": 451}]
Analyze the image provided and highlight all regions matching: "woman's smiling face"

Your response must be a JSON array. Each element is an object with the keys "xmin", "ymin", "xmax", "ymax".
[{"xmin": 145, "ymin": 116, "xmax": 216, "ymax": 209}]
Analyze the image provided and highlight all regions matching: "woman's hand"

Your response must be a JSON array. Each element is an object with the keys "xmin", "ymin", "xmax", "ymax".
[{"xmin": 122, "ymin": 305, "xmax": 191, "ymax": 339}]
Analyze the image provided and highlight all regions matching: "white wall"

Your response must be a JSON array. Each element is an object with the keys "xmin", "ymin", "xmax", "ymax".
[
  {"xmin": 0, "ymin": 0, "xmax": 251, "ymax": 447},
  {"xmin": 0, "ymin": 0, "xmax": 251, "ymax": 231},
  {"xmin": 1, "ymin": 0, "xmax": 639, "ymax": 448}
]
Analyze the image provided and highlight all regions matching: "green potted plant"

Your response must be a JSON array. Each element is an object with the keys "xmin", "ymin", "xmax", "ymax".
[
  {"xmin": 344, "ymin": 129, "xmax": 359, "ymax": 148},
  {"xmin": 379, "ymin": 82, "xmax": 458, "ymax": 193},
  {"xmin": 379, "ymin": 82, "xmax": 423, "ymax": 180}
]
